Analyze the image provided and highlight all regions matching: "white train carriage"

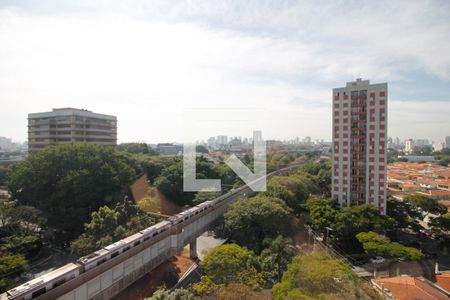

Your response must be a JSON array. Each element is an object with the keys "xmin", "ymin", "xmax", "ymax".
[
  {"xmin": 78, "ymin": 248, "xmax": 111, "ymax": 271},
  {"xmin": 6, "ymin": 263, "xmax": 80, "ymax": 300},
  {"xmin": 121, "ymin": 232, "xmax": 144, "ymax": 249},
  {"xmin": 140, "ymin": 220, "xmax": 171, "ymax": 241}
]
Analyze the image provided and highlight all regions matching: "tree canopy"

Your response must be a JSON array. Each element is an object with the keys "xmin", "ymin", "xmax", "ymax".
[
  {"xmin": 386, "ymin": 197, "xmax": 423, "ymax": 232},
  {"xmin": 224, "ymin": 195, "xmax": 293, "ymax": 253},
  {"xmin": 259, "ymin": 235, "xmax": 296, "ymax": 283},
  {"xmin": 356, "ymin": 231, "xmax": 423, "ymax": 261},
  {"xmin": 405, "ymin": 194, "xmax": 447, "ymax": 216},
  {"xmin": 264, "ymin": 175, "xmax": 309, "ymax": 214},
  {"xmin": 193, "ymin": 244, "xmax": 265, "ymax": 296},
  {"xmin": 6, "ymin": 143, "xmax": 141, "ymax": 238},
  {"xmin": 332, "ymin": 205, "xmax": 395, "ymax": 241},
  {"xmin": 272, "ymin": 252, "xmax": 358, "ymax": 300}
]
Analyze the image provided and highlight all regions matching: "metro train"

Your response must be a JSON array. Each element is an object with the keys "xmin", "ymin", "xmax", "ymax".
[{"xmin": 5, "ymin": 165, "xmax": 299, "ymax": 300}]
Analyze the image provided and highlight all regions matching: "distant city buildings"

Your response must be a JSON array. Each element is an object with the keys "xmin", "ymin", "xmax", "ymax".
[
  {"xmin": 0, "ymin": 137, "xmax": 12, "ymax": 151},
  {"xmin": 28, "ymin": 108, "xmax": 117, "ymax": 152},
  {"xmin": 332, "ymin": 78, "xmax": 387, "ymax": 214}
]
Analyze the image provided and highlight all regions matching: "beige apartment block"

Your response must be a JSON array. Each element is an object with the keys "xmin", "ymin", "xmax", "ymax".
[{"xmin": 28, "ymin": 108, "xmax": 117, "ymax": 152}]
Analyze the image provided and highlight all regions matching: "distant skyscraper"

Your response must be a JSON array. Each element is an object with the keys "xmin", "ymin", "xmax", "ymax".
[
  {"xmin": 332, "ymin": 79, "xmax": 387, "ymax": 214},
  {"xmin": 253, "ymin": 130, "xmax": 262, "ymax": 143},
  {"xmin": 28, "ymin": 108, "xmax": 117, "ymax": 152},
  {"xmin": 445, "ymin": 136, "xmax": 450, "ymax": 149},
  {"xmin": 405, "ymin": 139, "xmax": 414, "ymax": 153},
  {"xmin": 216, "ymin": 135, "xmax": 228, "ymax": 148}
]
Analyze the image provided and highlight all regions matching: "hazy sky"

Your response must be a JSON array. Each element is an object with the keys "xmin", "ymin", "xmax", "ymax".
[{"xmin": 1, "ymin": 0, "xmax": 449, "ymax": 143}]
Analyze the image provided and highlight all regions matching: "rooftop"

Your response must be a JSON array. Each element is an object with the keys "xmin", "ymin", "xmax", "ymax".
[{"xmin": 373, "ymin": 275, "xmax": 448, "ymax": 300}]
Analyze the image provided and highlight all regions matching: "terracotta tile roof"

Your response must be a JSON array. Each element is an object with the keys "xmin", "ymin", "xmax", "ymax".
[
  {"xmin": 435, "ymin": 273, "xmax": 450, "ymax": 292},
  {"xmin": 373, "ymin": 276, "xmax": 448, "ymax": 300}
]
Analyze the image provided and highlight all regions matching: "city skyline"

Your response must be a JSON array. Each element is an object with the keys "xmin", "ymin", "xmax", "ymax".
[{"xmin": 1, "ymin": 1, "xmax": 450, "ymax": 143}]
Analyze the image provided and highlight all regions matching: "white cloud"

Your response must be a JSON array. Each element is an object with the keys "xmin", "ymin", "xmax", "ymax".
[{"xmin": 0, "ymin": 1, "xmax": 449, "ymax": 143}]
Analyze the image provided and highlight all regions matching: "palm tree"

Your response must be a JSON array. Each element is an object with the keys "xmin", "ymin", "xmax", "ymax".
[{"xmin": 261, "ymin": 235, "xmax": 297, "ymax": 282}]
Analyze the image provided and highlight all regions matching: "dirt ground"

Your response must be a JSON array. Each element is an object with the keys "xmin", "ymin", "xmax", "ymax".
[{"xmin": 112, "ymin": 250, "xmax": 195, "ymax": 300}]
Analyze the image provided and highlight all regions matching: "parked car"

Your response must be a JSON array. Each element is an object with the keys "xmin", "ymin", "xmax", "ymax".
[{"xmin": 370, "ymin": 256, "xmax": 385, "ymax": 264}]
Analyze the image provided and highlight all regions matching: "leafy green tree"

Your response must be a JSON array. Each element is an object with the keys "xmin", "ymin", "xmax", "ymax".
[
  {"xmin": 154, "ymin": 157, "xmax": 218, "ymax": 204},
  {"xmin": 224, "ymin": 196, "xmax": 293, "ymax": 253},
  {"xmin": 146, "ymin": 288, "xmax": 194, "ymax": 300},
  {"xmin": 0, "ymin": 254, "xmax": 28, "ymax": 291},
  {"xmin": 198, "ymin": 283, "xmax": 269, "ymax": 300},
  {"xmin": 6, "ymin": 143, "xmax": 140, "ymax": 237},
  {"xmin": 429, "ymin": 212, "xmax": 450, "ymax": 235},
  {"xmin": 196, "ymin": 145, "xmax": 209, "ymax": 154},
  {"xmin": 406, "ymin": 195, "xmax": 447, "ymax": 216},
  {"xmin": 272, "ymin": 252, "xmax": 358, "ymax": 299},
  {"xmin": 332, "ymin": 205, "xmax": 395, "ymax": 241},
  {"xmin": 0, "ymin": 164, "xmax": 12, "ymax": 186},
  {"xmin": 114, "ymin": 196, "xmax": 139, "ymax": 226},
  {"xmin": 0, "ymin": 235, "xmax": 42, "ymax": 259},
  {"xmin": 259, "ymin": 235, "xmax": 296, "ymax": 283},
  {"xmin": 71, "ymin": 206, "xmax": 126, "ymax": 255},
  {"xmin": 386, "ymin": 197, "xmax": 423, "ymax": 232},
  {"xmin": 310, "ymin": 204, "xmax": 338, "ymax": 234},
  {"xmin": 356, "ymin": 231, "xmax": 423, "ymax": 261},
  {"xmin": 195, "ymin": 244, "xmax": 264, "ymax": 293},
  {"xmin": 193, "ymin": 191, "xmax": 222, "ymax": 205},
  {"xmin": 116, "ymin": 142, "xmax": 155, "ymax": 154},
  {"xmin": 138, "ymin": 156, "xmax": 173, "ymax": 183},
  {"xmin": 0, "ymin": 200, "xmax": 46, "ymax": 236},
  {"xmin": 213, "ymin": 164, "xmax": 238, "ymax": 186},
  {"xmin": 265, "ymin": 176, "xmax": 309, "ymax": 214},
  {"xmin": 200, "ymin": 244, "xmax": 259, "ymax": 285}
]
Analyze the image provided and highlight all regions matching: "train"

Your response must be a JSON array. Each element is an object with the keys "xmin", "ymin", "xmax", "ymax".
[{"xmin": 4, "ymin": 164, "xmax": 299, "ymax": 300}]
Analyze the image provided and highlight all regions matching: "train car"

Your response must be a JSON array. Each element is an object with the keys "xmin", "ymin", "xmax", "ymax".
[
  {"xmin": 103, "ymin": 240, "xmax": 128, "ymax": 259},
  {"xmin": 6, "ymin": 263, "xmax": 80, "ymax": 300},
  {"xmin": 140, "ymin": 220, "xmax": 171, "ymax": 241},
  {"xmin": 77, "ymin": 248, "xmax": 111, "ymax": 272},
  {"xmin": 121, "ymin": 232, "xmax": 144, "ymax": 249}
]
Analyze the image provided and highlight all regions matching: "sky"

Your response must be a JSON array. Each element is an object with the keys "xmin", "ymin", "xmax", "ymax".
[{"xmin": 0, "ymin": 0, "xmax": 449, "ymax": 144}]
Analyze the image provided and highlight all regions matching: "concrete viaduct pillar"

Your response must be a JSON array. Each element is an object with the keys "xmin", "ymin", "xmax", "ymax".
[{"xmin": 189, "ymin": 239, "xmax": 198, "ymax": 260}]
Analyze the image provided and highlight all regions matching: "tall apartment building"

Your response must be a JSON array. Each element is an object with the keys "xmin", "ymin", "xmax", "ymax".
[
  {"xmin": 28, "ymin": 108, "xmax": 117, "ymax": 152},
  {"xmin": 332, "ymin": 79, "xmax": 387, "ymax": 214}
]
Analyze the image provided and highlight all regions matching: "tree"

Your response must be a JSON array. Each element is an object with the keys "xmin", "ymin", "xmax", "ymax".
[
  {"xmin": 265, "ymin": 176, "xmax": 309, "ymax": 214},
  {"xmin": 193, "ymin": 191, "xmax": 222, "ymax": 205},
  {"xmin": 196, "ymin": 145, "xmax": 209, "ymax": 154},
  {"xmin": 224, "ymin": 196, "xmax": 293, "ymax": 253},
  {"xmin": 332, "ymin": 205, "xmax": 395, "ymax": 241},
  {"xmin": 114, "ymin": 196, "xmax": 139, "ymax": 226},
  {"xmin": 193, "ymin": 244, "xmax": 265, "ymax": 296},
  {"xmin": 386, "ymin": 197, "xmax": 423, "ymax": 232},
  {"xmin": 146, "ymin": 288, "xmax": 194, "ymax": 300},
  {"xmin": 259, "ymin": 235, "xmax": 296, "ymax": 283},
  {"xmin": 116, "ymin": 142, "xmax": 155, "ymax": 154},
  {"xmin": 0, "ymin": 254, "xmax": 28, "ymax": 291},
  {"xmin": 199, "ymin": 283, "xmax": 269, "ymax": 300},
  {"xmin": 6, "ymin": 143, "xmax": 140, "ymax": 238},
  {"xmin": 0, "ymin": 200, "xmax": 46, "ymax": 236},
  {"xmin": 406, "ymin": 195, "xmax": 447, "ymax": 216},
  {"xmin": 429, "ymin": 212, "xmax": 450, "ymax": 235},
  {"xmin": 200, "ymin": 244, "xmax": 261, "ymax": 286},
  {"xmin": 272, "ymin": 252, "xmax": 358, "ymax": 299},
  {"xmin": 310, "ymin": 204, "xmax": 338, "ymax": 233},
  {"xmin": 356, "ymin": 231, "xmax": 424, "ymax": 261},
  {"xmin": 71, "ymin": 206, "xmax": 126, "ymax": 255}
]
